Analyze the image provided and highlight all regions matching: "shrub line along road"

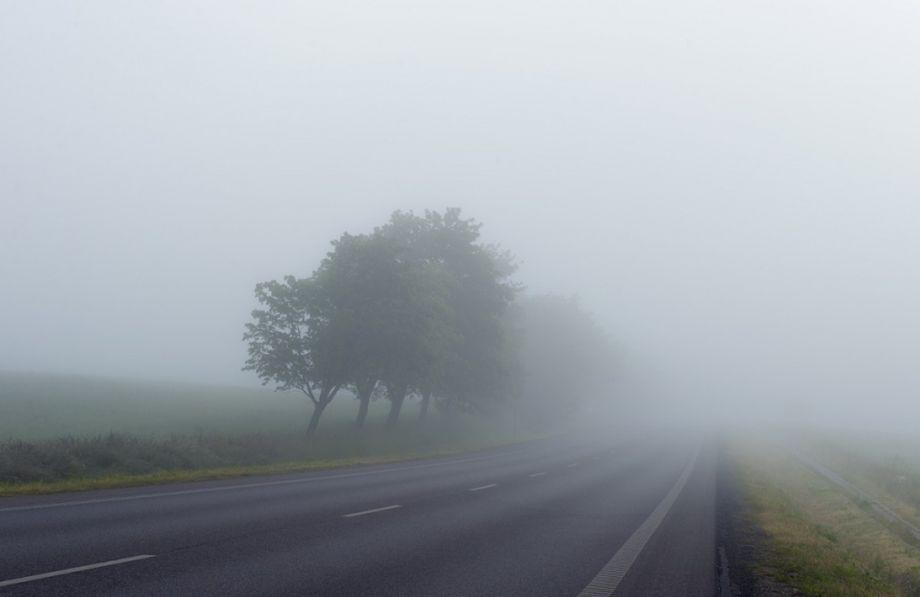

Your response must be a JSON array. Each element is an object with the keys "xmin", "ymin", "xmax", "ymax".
[{"xmin": 0, "ymin": 434, "xmax": 717, "ymax": 596}]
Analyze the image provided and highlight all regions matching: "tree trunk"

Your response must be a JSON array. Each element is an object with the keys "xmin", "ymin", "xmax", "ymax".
[
  {"xmin": 417, "ymin": 391, "xmax": 432, "ymax": 424},
  {"xmin": 308, "ymin": 383, "xmax": 343, "ymax": 435},
  {"xmin": 354, "ymin": 379, "xmax": 376, "ymax": 428},
  {"xmin": 386, "ymin": 388, "xmax": 407, "ymax": 428},
  {"xmin": 355, "ymin": 393, "xmax": 370, "ymax": 428},
  {"xmin": 307, "ymin": 400, "xmax": 328, "ymax": 435}
]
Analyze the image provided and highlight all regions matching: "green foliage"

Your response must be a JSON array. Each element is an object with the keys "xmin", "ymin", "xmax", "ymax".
[
  {"xmin": 507, "ymin": 295, "xmax": 614, "ymax": 425},
  {"xmin": 243, "ymin": 208, "xmax": 523, "ymax": 433},
  {"xmin": 243, "ymin": 275, "xmax": 352, "ymax": 432},
  {"xmin": 376, "ymin": 208, "xmax": 519, "ymax": 414}
]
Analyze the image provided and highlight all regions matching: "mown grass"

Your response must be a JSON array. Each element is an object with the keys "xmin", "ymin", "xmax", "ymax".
[{"xmin": 730, "ymin": 440, "xmax": 920, "ymax": 596}]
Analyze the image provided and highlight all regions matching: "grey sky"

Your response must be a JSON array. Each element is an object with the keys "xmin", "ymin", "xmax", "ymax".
[{"xmin": 2, "ymin": 1, "xmax": 919, "ymax": 430}]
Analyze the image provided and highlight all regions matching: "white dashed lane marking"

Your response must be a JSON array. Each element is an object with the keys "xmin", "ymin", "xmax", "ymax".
[
  {"xmin": 0, "ymin": 555, "xmax": 156, "ymax": 588},
  {"xmin": 468, "ymin": 484, "xmax": 498, "ymax": 492},
  {"xmin": 342, "ymin": 504, "xmax": 402, "ymax": 518}
]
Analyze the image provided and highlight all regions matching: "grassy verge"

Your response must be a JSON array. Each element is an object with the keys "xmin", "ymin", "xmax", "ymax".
[
  {"xmin": 0, "ymin": 438, "xmax": 530, "ymax": 497},
  {"xmin": 803, "ymin": 433, "xmax": 920, "ymax": 531},
  {"xmin": 0, "ymin": 426, "xmax": 547, "ymax": 497},
  {"xmin": 729, "ymin": 439, "xmax": 920, "ymax": 596},
  {"xmin": 0, "ymin": 372, "xmax": 552, "ymax": 498}
]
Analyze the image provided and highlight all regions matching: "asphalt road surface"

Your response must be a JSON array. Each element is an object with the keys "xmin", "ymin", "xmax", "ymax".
[{"xmin": 0, "ymin": 433, "xmax": 717, "ymax": 596}]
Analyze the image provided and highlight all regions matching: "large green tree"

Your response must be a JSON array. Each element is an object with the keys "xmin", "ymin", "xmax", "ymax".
[
  {"xmin": 313, "ymin": 231, "xmax": 453, "ymax": 428},
  {"xmin": 313, "ymin": 233, "xmax": 389, "ymax": 428},
  {"xmin": 373, "ymin": 254, "xmax": 454, "ymax": 428},
  {"xmin": 244, "ymin": 208, "xmax": 518, "ymax": 432},
  {"xmin": 378, "ymin": 209, "xmax": 519, "ymax": 418}
]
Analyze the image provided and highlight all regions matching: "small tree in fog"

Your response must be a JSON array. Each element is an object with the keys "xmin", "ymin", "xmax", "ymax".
[{"xmin": 243, "ymin": 276, "xmax": 351, "ymax": 434}]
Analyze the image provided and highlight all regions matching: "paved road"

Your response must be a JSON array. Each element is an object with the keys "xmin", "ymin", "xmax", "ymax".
[{"xmin": 0, "ymin": 433, "xmax": 716, "ymax": 596}]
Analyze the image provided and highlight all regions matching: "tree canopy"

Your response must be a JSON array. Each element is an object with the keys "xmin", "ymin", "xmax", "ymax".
[{"xmin": 244, "ymin": 208, "xmax": 613, "ymax": 434}]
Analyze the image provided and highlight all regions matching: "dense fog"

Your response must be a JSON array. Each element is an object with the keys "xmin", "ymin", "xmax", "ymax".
[{"xmin": 2, "ymin": 1, "xmax": 919, "ymax": 432}]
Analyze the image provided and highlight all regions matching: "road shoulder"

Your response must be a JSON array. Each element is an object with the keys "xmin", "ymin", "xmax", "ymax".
[{"xmin": 613, "ymin": 441, "xmax": 718, "ymax": 597}]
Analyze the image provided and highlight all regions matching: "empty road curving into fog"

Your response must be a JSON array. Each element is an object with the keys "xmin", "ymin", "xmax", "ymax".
[{"xmin": 0, "ymin": 434, "xmax": 716, "ymax": 596}]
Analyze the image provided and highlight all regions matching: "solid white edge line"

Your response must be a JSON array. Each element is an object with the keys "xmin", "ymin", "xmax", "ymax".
[
  {"xmin": 342, "ymin": 504, "xmax": 402, "ymax": 518},
  {"xmin": 468, "ymin": 483, "xmax": 498, "ymax": 492},
  {"xmin": 0, "ymin": 555, "xmax": 156, "ymax": 588},
  {"xmin": 0, "ymin": 446, "xmax": 538, "ymax": 513},
  {"xmin": 577, "ymin": 444, "xmax": 701, "ymax": 597}
]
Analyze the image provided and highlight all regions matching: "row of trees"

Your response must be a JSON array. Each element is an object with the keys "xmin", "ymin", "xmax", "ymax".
[
  {"xmin": 507, "ymin": 295, "xmax": 614, "ymax": 426},
  {"xmin": 243, "ymin": 209, "xmax": 612, "ymax": 434}
]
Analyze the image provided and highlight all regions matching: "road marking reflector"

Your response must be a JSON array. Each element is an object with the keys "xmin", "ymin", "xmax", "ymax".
[
  {"xmin": 0, "ymin": 555, "xmax": 156, "ymax": 588},
  {"xmin": 468, "ymin": 484, "xmax": 498, "ymax": 492},
  {"xmin": 342, "ymin": 504, "xmax": 402, "ymax": 518}
]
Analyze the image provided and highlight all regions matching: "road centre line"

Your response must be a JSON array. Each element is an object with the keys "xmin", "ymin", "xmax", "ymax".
[
  {"xmin": 468, "ymin": 484, "xmax": 498, "ymax": 492},
  {"xmin": 529, "ymin": 472, "xmax": 547, "ymax": 477},
  {"xmin": 342, "ymin": 504, "xmax": 402, "ymax": 518},
  {"xmin": 567, "ymin": 463, "xmax": 579, "ymax": 468},
  {"xmin": 0, "ymin": 555, "xmax": 156, "ymax": 588}
]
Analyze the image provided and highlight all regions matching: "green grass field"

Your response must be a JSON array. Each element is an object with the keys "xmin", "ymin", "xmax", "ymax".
[
  {"xmin": 0, "ymin": 371, "xmax": 534, "ymax": 494},
  {"xmin": 0, "ymin": 371, "xmax": 417, "ymax": 440}
]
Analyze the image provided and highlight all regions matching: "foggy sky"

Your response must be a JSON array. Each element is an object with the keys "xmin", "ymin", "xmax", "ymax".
[{"xmin": 2, "ymin": 1, "xmax": 919, "ymax": 431}]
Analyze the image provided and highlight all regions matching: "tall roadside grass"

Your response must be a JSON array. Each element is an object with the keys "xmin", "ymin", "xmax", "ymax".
[
  {"xmin": 0, "ymin": 423, "xmax": 541, "ymax": 496},
  {"xmin": 728, "ymin": 438, "xmax": 920, "ymax": 596},
  {"xmin": 803, "ymin": 432, "xmax": 920, "ymax": 530}
]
